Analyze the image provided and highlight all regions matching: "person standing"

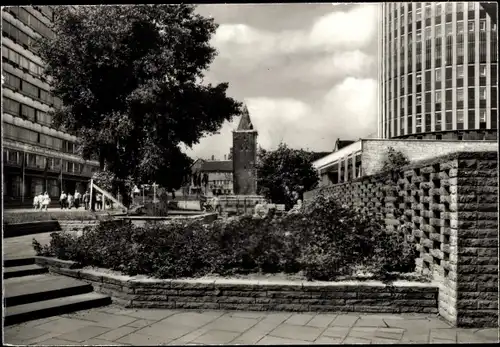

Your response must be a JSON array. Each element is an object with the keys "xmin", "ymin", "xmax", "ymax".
[
  {"xmin": 67, "ymin": 193, "xmax": 74, "ymax": 209},
  {"xmin": 82, "ymin": 191, "xmax": 90, "ymax": 210},
  {"xmin": 74, "ymin": 190, "xmax": 81, "ymax": 209},
  {"xmin": 59, "ymin": 191, "xmax": 67, "ymax": 209},
  {"xmin": 33, "ymin": 194, "xmax": 40, "ymax": 210},
  {"xmin": 41, "ymin": 192, "xmax": 50, "ymax": 211},
  {"xmin": 96, "ymin": 193, "xmax": 103, "ymax": 210}
]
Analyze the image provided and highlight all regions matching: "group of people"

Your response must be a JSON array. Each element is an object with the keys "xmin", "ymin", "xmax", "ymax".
[
  {"xmin": 33, "ymin": 190, "xmax": 106, "ymax": 211},
  {"xmin": 33, "ymin": 192, "xmax": 51, "ymax": 211},
  {"xmin": 59, "ymin": 191, "xmax": 85, "ymax": 209}
]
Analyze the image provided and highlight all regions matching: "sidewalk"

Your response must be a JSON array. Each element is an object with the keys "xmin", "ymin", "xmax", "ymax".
[{"xmin": 4, "ymin": 306, "xmax": 499, "ymax": 345}]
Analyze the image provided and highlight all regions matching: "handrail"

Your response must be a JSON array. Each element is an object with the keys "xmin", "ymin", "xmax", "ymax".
[{"xmin": 89, "ymin": 179, "xmax": 127, "ymax": 213}]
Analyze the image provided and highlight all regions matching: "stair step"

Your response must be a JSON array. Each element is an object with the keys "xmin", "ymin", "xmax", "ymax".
[
  {"xmin": 4, "ymin": 257, "xmax": 35, "ymax": 268},
  {"xmin": 5, "ymin": 292, "xmax": 112, "ymax": 326},
  {"xmin": 4, "ymin": 264, "xmax": 48, "ymax": 279},
  {"xmin": 5, "ymin": 275, "xmax": 94, "ymax": 307}
]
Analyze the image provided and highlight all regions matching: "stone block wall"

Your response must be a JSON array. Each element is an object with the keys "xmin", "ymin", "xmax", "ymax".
[
  {"xmin": 304, "ymin": 151, "xmax": 498, "ymax": 328},
  {"xmin": 37, "ymin": 258, "xmax": 438, "ymax": 314},
  {"xmin": 361, "ymin": 139, "xmax": 498, "ymax": 176},
  {"xmin": 217, "ymin": 195, "xmax": 266, "ymax": 215}
]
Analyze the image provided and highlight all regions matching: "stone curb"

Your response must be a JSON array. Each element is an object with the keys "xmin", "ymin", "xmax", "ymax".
[{"xmin": 38, "ymin": 257, "xmax": 439, "ymax": 314}]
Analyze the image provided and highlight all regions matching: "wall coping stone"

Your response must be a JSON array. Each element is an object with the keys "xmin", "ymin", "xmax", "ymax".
[
  {"xmin": 36, "ymin": 257, "xmax": 438, "ymax": 290},
  {"xmin": 307, "ymin": 150, "xmax": 498, "ymax": 193}
]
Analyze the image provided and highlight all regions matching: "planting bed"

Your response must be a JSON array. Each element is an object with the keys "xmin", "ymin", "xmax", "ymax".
[{"xmin": 36, "ymin": 257, "xmax": 439, "ymax": 314}]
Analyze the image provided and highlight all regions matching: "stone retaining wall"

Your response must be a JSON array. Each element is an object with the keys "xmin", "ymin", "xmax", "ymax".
[
  {"xmin": 36, "ymin": 257, "xmax": 438, "ymax": 314},
  {"xmin": 304, "ymin": 151, "xmax": 498, "ymax": 328}
]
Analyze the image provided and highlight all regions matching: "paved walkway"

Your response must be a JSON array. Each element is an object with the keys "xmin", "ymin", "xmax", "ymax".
[
  {"xmin": 4, "ymin": 232, "xmax": 53, "ymax": 259},
  {"xmin": 4, "ymin": 306, "xmax": 499, "ymax": 345}
]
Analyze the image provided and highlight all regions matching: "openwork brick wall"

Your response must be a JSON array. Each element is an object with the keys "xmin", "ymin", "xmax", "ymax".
[{"xmin": 304, "ymin": 151, "xmax": 498, "ymax": 328}]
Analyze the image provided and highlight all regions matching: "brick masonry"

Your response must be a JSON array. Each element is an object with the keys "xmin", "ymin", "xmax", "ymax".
[
  {"xmin": 232, "ymin": 131, "xmax": 258, "ymax": 195},
  {"xmin": 361, "ymin": 139, "xmax": 498, "ymax": 176},
  {"xmin": 36, "ymin": 257, "xmax": 438, "ymax": 314},
  {"xmin": 304, "ymin": 151, "xmax": 499, "ymax": 328}
]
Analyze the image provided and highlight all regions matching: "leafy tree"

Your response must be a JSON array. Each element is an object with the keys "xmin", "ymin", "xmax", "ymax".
[
  {"xmin": 382, "ymin": 147, "xmax": 410, "ymax": 171},
  {"xmin": 37, "ymin": 5, "xmax": 241, "ymax": 198},
  {"xmin": 257, "ymin": 143, "xmax": 319, "ymax": 209}
]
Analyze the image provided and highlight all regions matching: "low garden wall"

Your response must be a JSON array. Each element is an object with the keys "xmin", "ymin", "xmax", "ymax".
[
  {"xmin": 36, "ymin": 257, "xmax": 438, "ymax": 314},
  {"xmin": 304, "ymin": 151, "xmax": 499, "ymax": 328},
  {"xmin": 217, "ymin": 195, "xmax": 266, "ymax": 215}
]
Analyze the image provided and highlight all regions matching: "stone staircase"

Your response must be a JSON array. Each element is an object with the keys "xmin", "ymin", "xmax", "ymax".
[{"xmin": 3, "ymin": 257, "xmax": 111, "ymax": 326}]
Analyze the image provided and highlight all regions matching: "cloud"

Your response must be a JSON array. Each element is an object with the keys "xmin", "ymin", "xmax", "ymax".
[
  {"xmin": 212, "ymin": 4, "xmax": 378, "ymax": 65},
  {"xmin": 286, "ymin": 50, "xmax": 376, "ymax": 84},
  {"xmin": 184, "ymin": 4, "xmax": 380, "ymax": 160},
  {"xmin": 185, "ymin": 77, "xmax": 378, "ymax": 160}
]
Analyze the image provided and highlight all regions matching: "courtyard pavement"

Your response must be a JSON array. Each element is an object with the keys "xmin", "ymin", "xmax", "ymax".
[
  {"xmin": 4, "ymin": 232, "xmax": 54, "ymax": 259},
  {"xmin": 4, "ymin": 306, "xmax": 499, "ymax": 345}
]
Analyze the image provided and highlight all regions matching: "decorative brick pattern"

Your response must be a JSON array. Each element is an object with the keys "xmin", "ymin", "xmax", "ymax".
[
  {"xmin": 304, "ymin": 151, "xmax": 498, "ymax": 328},
  {"xmin": 37, "ymin": 259, "xmax": 438, "ymax": 314}
]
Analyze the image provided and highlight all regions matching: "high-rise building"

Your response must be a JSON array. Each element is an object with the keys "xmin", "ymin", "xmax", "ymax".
[
  {"xmin": 2, "ymin": 6, "xmax": 99, "ymax": 207},
  {"xmin": 378, "ymin": 2, "xmax": 498, "ymax": 140}
]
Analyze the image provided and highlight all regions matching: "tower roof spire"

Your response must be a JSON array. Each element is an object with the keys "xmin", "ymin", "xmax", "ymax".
[{"xmin": 237, "ymin": 105, "xmax": 254, "ymax": 131}]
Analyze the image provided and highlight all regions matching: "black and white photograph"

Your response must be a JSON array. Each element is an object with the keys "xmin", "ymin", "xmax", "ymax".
[{"xmin": 2, "ymin": 2, "xmax": 499, "ymax": 345}]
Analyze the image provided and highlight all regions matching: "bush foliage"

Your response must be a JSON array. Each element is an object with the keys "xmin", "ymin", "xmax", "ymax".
[{"xmin": 34, "ymin": 192, "xmax": 417, "ymax": 281}]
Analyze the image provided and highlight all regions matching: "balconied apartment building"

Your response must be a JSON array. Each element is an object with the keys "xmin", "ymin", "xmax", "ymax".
[{"xmin": 2, "ymin": 6, "xmax": 100, "ymax": 207}]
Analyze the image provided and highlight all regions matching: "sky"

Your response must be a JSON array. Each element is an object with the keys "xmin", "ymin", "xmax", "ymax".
[{"xmin": 184, "ymin": 3, "xmax": 379, "ymax": 161}]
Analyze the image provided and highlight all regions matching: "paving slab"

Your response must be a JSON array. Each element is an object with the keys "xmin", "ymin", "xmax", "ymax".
[
  {"xmin": 354, "ymin": 317, "xmax": 388, "ymax": 327},
  {"xmin": 126, "ymin": 318, "xmax": 156, "ymax": 328},
  {"xmin": 269, "ymin": 323, "xmax": 323, "ymax": 342},
  {"xmin": 135, "ymin": 322, "xmax": 194, "ymax": 340},
  {"xmin": 229, "ymin": 311, "xmax": 268, "ymax": 319},
  {"xmin": 315, "ymin": 336, "xmax": 344, "ymax": 344},
  {"xmin": 331, "ymin": 314, "xmax": 360, "ymax": 327},
  {"xmin": 155, "ymin": 311, "xmax": 224, "ymax": 329},
  {"xmin": 343, "ymin": 336, "xmax": 373, "ymax": 344},
  {"xmin": 373, "ymin": 327, "xmax": 405, "ymax": 340},
  {"xmin": 36, "ymin": 337, "xmax": 88, "ymax": 345},
  {"xmin": 63, "ymin": 310, "xmax": 137, "ymax": 328},
  {"xmin": 55, "ymin": 325, "xmax": 112, "ymax": 342},
  {"xmin": 430, "ymin": 328, "xmax": 457, "ymax": 343},
  {"xmin": 284, "ymin": 313, "xmax": 315, "ymax": 326},
  {"xmin": 205, "ymin": 315, "xmax": 259, "ymax": 333},
  {"xmin": 118, "ymin": 309, "xmax": 179, "ymax": 321},
  {"xmin": 474, "ymin": 328, "xmax": 500, "ymax": 341},
  {"xmin": 256, "ymin": 335, "xmax": 311, "ymax": 345},
  {"xmin": 348, "ymin": 327, "xmax": 379, "ymax": 340},
  {"xmin": 168, "ymin": 327, "xmax": 211, "ymax": 344},
  {"xmin": 31, "ymin": 316, "xmax": 96, "ymax": 334},
  {"xmin": 4, "ymin": 307, "xmax": 499, "ymax": 345},
  {"xmin": 94, "ymin": 326, "xmax": 138, "ymax": 341},
  {"xmin": 231, "ymin": 330, "xmax": 268, "ymax": 345},
  {"xmin": 322, "ymin": 326, "xmax": 351, "ymax": 338},
  {"xmin": 191, "ymin": 330, "xmax": 241, "ymax": 344},
  {"xmin": 306, "ymin": 313, "xmax": 337, "ymax": 328},
  {"xmin": 115, "ymin": 332, "xmax": 172, "ymax": 345},
  {"xmin": 82, "ymin": 338, "xmax": 132, "ymax": 345}
]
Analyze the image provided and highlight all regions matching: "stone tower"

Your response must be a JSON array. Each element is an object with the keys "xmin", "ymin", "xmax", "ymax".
[{"xmin": 232, "ymin": 105, "xmax": 258, "ymax": 195}]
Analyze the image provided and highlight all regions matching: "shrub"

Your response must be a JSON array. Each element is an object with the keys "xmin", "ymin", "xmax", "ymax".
[
  {"xmin": 382, "ymin": 147, "xmax": 410, "ymax": 171},
  {"xmin": 34, "ymin": 192, "xmax": 418, "ymax": 281}
]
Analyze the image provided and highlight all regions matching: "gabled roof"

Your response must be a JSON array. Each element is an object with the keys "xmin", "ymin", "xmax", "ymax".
[
  {"xmin": 236, "ymin": 105, "xmax": 254, "ymax": 131},
  {"xmin": 200, "ymin": 160, "xmax": 233, "ymax": 172},
  {"xmin": 334, "ymin": 139, "xmax": 356, "ymax": 152},
  {"xmin": 308, "ymin": 151, "xmax": 332, "ymax": 162}
]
